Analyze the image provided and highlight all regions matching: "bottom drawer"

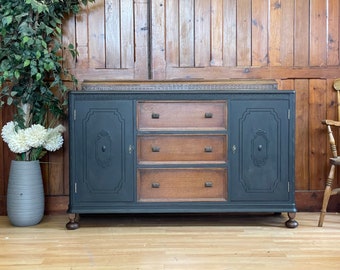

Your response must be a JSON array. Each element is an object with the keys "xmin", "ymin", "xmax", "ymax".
[{"xmin": 137, "ymin": 168, "xmax": 227, "ymax": 202}]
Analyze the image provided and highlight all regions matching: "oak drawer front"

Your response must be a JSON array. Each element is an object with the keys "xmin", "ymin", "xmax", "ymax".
[
  {"xmin": 137, "ymin": 135, "xmax": 227, "ymax": 163},
  {"xmin": 137, "ymin": 101, "xmax": 227, "ymax": 130},
  {"xmin": 137, "ymin": 168, "xmax": 227, "ymax": 201}
]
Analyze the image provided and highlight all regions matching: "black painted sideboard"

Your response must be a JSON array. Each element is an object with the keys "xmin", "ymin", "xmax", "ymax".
[{"xmin": 66, "ymin": 81, "xmax": 297, "ymax": 229}]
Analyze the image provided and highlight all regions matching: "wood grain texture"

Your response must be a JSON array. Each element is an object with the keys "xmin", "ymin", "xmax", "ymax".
[
  {"xmin": 309, "ymin": 79, "xmax": 328, "ymax": 190},
  {"xmin": 166, "ymin": 0, "xmax": 179, "ymax": 67},
  {"xmin": 236, "ymin": 0, "xmax": 252, "ymax": 66},
  {"xmin": 310, "ymin": 0, "xmax": 327, "ymax": 66},
  {"xmin": 252, "ymin": 0, "xmax": 268, "ymax": 66},
  {"xmin": 194, "ymin": 0, "xmax": 211, "ymax": 67},
  {"xmin": 294, "ymin": 0, "xmax": 310, "ymax": 66},
  {"xmin": 327, "ymin": 0, "xmax": 340, "ymax": 66},
  {"xmin": 222, "ymin": 0, "xmax": 237, "ymax": 67},
  {"xmin": 179, "ymin": 0, "xmax": 195, "ymax": 67},
  {"xmin": 0, "ymin": 213, "xmax": 340, "ymax": 269}
]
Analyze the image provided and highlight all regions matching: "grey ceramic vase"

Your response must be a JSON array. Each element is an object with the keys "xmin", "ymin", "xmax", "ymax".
[{"xmin": 7, "ymin": 160, "xmax": 45, "ymax": 226}]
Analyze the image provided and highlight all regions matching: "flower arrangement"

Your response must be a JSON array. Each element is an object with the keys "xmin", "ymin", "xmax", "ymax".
[
  {"xmin": 0, "ymin": 0, "xmax": 95, "ymax": 161},
  {"xmin": 1, "ymin": 121, "xmax": 65, "ymax": 161}
]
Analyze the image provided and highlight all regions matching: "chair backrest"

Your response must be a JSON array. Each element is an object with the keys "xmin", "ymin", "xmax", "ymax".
[{"xmin": 323, "ymin": 122, "xmax": 338, "ymax": 158}]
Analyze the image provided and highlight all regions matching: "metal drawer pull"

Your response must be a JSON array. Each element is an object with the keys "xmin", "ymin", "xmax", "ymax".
[
  {"xmin": 152, "ymin": 183, "xmax": 160, "ymax": 188},
  {"xmin": 204, "ymin": 146, "xmax": 213, "ymax": 152},
  {"xmin": 151, "ymin": 146, "xmax": 160, "ymax": 152},
  {"xmin": 151, "ymin": 113, "xmax": 160, "ymax": 119},
  {"xmin": 205, "ymin": 112, "xmax": 213, "ymax": 118},
  {"xmin": 205, "ymin": 181, "xmax": 213, "ymax": 188}
]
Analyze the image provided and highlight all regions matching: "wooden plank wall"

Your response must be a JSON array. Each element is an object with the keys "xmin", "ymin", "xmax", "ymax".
[{"xmin": 1, "ymin": 0, "xmax": 340, "ymax": 214}]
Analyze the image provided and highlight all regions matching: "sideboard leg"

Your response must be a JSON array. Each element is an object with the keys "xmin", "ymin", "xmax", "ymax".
[
  {"xmin": 66, "ymin": 213, "xmax": 80, "ymax": 230},
  {"xmin": 285, "ymin": 212, "xmax": 299, "ymax": 228}
]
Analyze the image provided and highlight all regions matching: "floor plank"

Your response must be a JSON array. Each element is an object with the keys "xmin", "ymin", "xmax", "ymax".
[{"xmin": 0, "ymin": 212, "xmax": 339, "ymax": 269}]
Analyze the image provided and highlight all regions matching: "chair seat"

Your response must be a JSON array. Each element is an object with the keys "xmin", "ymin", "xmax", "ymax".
[{"xmin": 330, "ymin": 157, "xmax": 340, "ymax": 165}]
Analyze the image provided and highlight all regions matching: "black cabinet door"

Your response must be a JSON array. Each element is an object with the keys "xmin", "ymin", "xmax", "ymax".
[
  {"xmin": 71, "ymin": 100, "xmax": 134, "ymax": 203},
  {"xmin": 229, "ymin": 98, "xmax": 291, "ymax": 202}
]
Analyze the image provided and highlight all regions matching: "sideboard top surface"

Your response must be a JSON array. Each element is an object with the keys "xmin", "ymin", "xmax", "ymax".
[{"xmin": 80, "ymin": 80, "xmax": 279, "ymax": 92}]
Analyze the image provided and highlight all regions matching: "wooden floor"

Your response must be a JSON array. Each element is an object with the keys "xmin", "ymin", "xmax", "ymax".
[{"xmin": 0, "ymin": 212, "xmax": 339, "ymax": 269}]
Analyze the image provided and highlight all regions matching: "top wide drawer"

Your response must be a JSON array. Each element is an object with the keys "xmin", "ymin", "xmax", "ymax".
[{"xmin": 137, "ymin": 101, "xmax": 227, "ymax": 130}]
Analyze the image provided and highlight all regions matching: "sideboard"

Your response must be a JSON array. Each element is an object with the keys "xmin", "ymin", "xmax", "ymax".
[{"xmin": 66, "ymin": 81, "xmax": 297, "ymax": 229}]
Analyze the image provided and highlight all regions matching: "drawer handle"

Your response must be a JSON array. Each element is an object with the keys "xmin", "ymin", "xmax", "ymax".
[
  {"xmin": 152, "ymin": 146, "xmax": 160, "ymax": 152},
  {"xmin": 204, "ymin": 146, "xmax": 213, "ymax": 152},
  {"xmin": 205, "ymin": 112, "xmax": 213, "ymax": 118},
  {"xmin": 152, "ymin": 182, "xmax": 160, "ymax": 188},
  {"xmin": 151, "ymin": 113, "xmax": 160, "ymax": 119},
  {"xmin": 205, "ymin": 181, "xmax": 213, "ymax": 188}
]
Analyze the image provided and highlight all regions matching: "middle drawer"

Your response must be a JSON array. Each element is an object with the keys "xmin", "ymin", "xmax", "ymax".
[{"xmin": 137, "ymin": 135, "xmax": 227, "ymax": 164}]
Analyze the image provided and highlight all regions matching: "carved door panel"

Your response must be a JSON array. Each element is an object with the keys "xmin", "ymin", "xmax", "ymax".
[
  {"xmin": 73, "ymin": 100, "xmax": 134, "ymax": 203},
  {"xmin": 229, "ymin": 98, "xmax": 290, "ymax": 202}
]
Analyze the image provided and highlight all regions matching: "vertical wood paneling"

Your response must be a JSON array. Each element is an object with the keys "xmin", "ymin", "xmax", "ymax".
[
  {"xmin": 294, "ymin": 0, "xmax": 309, "ymax": 67},
  {"xmin": 210, "ymin": 0, "xmax": 223, "ymax": 66},
  {"xmin": 166, "ymin": 0, "xmax": 179, "ymax": 67},
  {"xmin": 47, "ymin": 151, "xmax": 64, "ymax": 196},
  {"xmin": 75, "ymin": 5, "xmax": 90, "ymax": 70},
  {"xmin": 151, "ymin": 0, "xmax": 166, "ymax": 79},
  {"xmin": 269, "ymin": 0, "xmax": 294, "ymax": 66},
  {"xmin": 179, "ymin": 0, "xmax": 195, "ymax": 67},
  {"xmin": 252, "ymin": 0, "xmax": 268, "ymax": 66},
  {"xmin": 327, "ymin": 0, "xmax": 340, "ymax": 66},
  {"xmin": 280, "ymin": 0, "xmax": 294, "ymax": 66},
  {"xmin": 310, "ymin": 0, "xmax": 327, "ymax": 66},
  {"xmin": 309, "ymin": 79, "xmax": 328, "ymax": 190},
  {"xmin": 237, "ymin": 0, "xmax": 252, "ymax": 66},
  {"xmin": 134, "ymin": 0, "xmax": 149, "ymax": 79},
  {"xmin": 294, "ymin": 79, "xmax": 310, "ymax": 190},
  {"xmin": 223, "ymin": 0, "xmax": 237, "ymax": 67},
  {"xmin": 269, "ymin": 0, "xmax": 282, "ymax": 66},
  {"xmin": 105, "ymin": 0, "xmax": 121, "ymax": 68},
  {"xmin": 121, "ymin": 0, "xmax": 134, "ymax": 68},
  {"xmin": 88, "ymin": 0, "xmax": 105, "ymax": 68},
  {"xmin": 62, "ymin": 14, "xmax": 76, "ymax": 70},
  {"xmin": 194, "ymin": 0, "xmax": 211, "ymax": 67}
]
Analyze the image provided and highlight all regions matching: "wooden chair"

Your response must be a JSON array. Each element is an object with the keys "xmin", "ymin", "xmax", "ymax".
[{"xmin": 318, "ymin": 79, "xmax": 340, "ymax": 227}]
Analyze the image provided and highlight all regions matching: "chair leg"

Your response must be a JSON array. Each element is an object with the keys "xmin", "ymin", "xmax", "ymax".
[{"xmin": 318, "ymin": 164, "xmax": 335, "ymax": 227}]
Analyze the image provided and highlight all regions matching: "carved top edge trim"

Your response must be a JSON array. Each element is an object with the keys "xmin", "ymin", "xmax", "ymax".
[{"xmin": 81, "ymin": 80, "xmax": 278, "ymax": 91}]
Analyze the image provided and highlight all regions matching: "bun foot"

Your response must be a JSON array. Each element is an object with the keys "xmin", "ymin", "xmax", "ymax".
[
  {"xmin": 285, "ymin": 212, "xmax": 299, "ymax": 228},
  {"xmin": 66, "ymin": 213, "xmax": 79, "ymax": 230}
]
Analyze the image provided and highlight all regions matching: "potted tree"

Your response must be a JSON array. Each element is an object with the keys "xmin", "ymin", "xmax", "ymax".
[{"xmin": 0, "ymin": 0, "xmax": 94, "ymax": 226}]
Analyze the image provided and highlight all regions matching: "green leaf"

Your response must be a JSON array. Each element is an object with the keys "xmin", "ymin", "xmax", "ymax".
[
  {"xmin": 36, "ymin": 51, "xmax": 41, "ymax": 59},
  {"xmin": 56, "ymin": 27, "xmax": 61, "ymax": 35},
  {"xmin": 14, "ymin": 70, "xmax": 20, "ymax": 79},
  {"xmin": 7, "ymin": 97, "xmax": 13, "ymax": 105},
  {"xmin": 41, "ymin": 40, "xmax": 47, "ymax": 49},
  {"xmin": 36, "ymin": 73, "xmax": 42, "ymax": 81},
  {"xmin": 2, "ymin": 16, "xmax": 13, "ymax": 26},
  {"xmin": 22, "ymin": 36, "xmax": 30, "ymax": 44},
  {"xmin": 24, "ymin": 59, "xmax": 31, "ymax": 67}
]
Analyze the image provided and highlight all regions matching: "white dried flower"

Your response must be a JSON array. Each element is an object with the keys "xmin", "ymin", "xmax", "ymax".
[
  {"xmin": 25, "ymin": 124, "xmax": 47, "ymax": 148},
  {"xmin": 1, "ymin": 121, "xmax": 65, "ymax": 159},
  {"xmin": 7, "ymin": 128, "xmax": 30, "ymax": 153},
  {"xmin": 44, "ymin": 127, "xmax": 64, "ymax": 151},
  {"xmin": 1, "ymin": 121, "xmax": 17, "ymax": 144}
]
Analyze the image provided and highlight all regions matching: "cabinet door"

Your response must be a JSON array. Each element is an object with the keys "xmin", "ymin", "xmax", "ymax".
[
  {"xmin": 72, "ymin": 100, "xmax": 134, "ymax": 203},
  {"xmin": 229, "ymin": 98, "xmax": 291, "ymax": 202}
]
